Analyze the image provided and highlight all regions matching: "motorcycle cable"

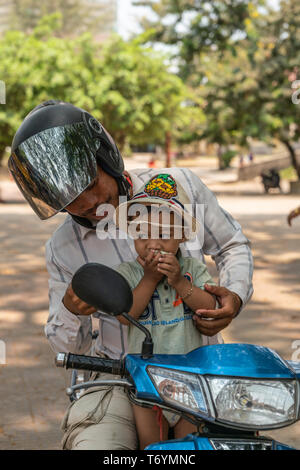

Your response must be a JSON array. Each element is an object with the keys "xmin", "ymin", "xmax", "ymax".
[{"xmin": 127, "ymin": 388, "xmax": 203, "ymax": 431}]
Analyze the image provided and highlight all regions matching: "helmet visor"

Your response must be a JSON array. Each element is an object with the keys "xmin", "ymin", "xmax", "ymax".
[{"xmin": 9, "ymin": 122, "xmax": 98, "ymax": 219}]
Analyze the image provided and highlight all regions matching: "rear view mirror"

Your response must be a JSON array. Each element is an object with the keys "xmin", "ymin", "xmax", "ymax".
[{"xmin": 72, "ymin": 263, "xmax": 133, "ymax": 316}]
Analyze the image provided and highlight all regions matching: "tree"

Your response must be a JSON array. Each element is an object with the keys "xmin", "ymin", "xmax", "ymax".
[
  {"xmin": 134, "ymin": 0, "xmax": 265, "ymax": 78},
  {"xmin": 198, "ymin": 0, "xmax": 300, "ymax": 177},
  {"xmin": 133, "ymin": 0, "xmax": 267, "ymax": 168},
  {"xmin": 0, "ymin": 16, "xmax": 189, "ymax": 164},
  {"xmin": 92, "ymin": 35, "xmax": 190, "ymax": 153},
  {"xmin": 135, "ymin": 0, "xmax": 300, "ymax": 178},
  {"xmin": 250, "ymin": 0, "xmax": 300, "ymax": 179},
  {"xmin": 195, "ymin": 44, "xmax": 261, "ymax": 168}
]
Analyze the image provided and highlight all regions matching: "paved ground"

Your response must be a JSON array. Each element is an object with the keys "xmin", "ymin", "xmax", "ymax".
[{"xmin": 0, "ymin": 162, "xmax": 300, "ymax": 449}]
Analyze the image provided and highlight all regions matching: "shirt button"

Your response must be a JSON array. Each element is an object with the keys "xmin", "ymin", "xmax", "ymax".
[{"xmin": 164, "ymin": 285, "xmax": 168, "ymax": 290}]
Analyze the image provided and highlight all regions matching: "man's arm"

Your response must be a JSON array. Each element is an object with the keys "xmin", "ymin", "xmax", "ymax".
[
  {"xmin": 181, "ymin": 169, "xmax": 253, "ymax": 335},
  {"xmin": 185, "ymin": 168, "xmax": 253, "ymax": 306},
  {"xmin": 44, "ymin": 239, "xmax": 93, "ymax": 354}
]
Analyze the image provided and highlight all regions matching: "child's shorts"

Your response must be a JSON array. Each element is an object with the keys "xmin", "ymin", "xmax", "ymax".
[{"xmin": 162, "ymin": 410, "xmax": 181, "ymax": 428}]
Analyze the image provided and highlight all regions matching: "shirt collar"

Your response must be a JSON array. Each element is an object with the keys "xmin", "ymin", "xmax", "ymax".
[{"xmin": 78, "ymin": 223, "xmax": 94, "ymax": 240}]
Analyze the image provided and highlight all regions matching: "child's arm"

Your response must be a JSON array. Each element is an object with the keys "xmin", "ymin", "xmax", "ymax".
[
  {"xmin": 117, "ymin": 277, "xmax": 158, "ymax": 325},
  {"xmin": 157, "ymin": 254, "xmax": 216, "ymax": 311},
  {"xmin": 173, "ymin": 276, "xmax": 216, "ymax": 311},
  {"xmin": 117, "ymin": 252, "xmax": 163, "ymax": 326}
]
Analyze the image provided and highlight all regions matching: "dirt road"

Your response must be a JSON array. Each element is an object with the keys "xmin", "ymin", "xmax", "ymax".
[{"xmin": 0, "ymin": 177, "xmax": 299, "ymax": 449}]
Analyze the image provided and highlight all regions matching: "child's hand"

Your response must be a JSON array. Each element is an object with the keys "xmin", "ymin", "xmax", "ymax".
[
  {"xmin": 138, "ymin": 251, "xmax": 164, "ymax": 284},
  {"xmin": 157, "ymin": 253, "xmax": 183, "ymax": 287}
]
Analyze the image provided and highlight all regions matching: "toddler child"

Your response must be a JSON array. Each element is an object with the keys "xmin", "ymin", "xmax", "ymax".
[{"xmin": 114, "ymin": 174, "xmax": 216, "ymax": 449}]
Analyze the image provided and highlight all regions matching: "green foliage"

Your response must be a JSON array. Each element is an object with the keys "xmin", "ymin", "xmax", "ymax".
[
  {"xmin": 90, "ymin": 36, "xmax": 188, "ymax": 150},
  {"xmin": 280, "ymin": 166, "xmax": 298, "ymax": 181},
  {"xmin": 0, "ymin": 16, "xmax": 189, "ymax": 161},
  {"xmin": 134, "ymin": 0, "xmax": 264, "ymax": 78},
  {"xmin": 220, "ymin": 150, "xmax": 237, "ymax": 169},
  {"xmin": 135, "ymin": 0, "xmax": 300, "ymax": 178},
  {"xmin": 234, "ymin": 0, "xmax": 300, "ymax": 178}
]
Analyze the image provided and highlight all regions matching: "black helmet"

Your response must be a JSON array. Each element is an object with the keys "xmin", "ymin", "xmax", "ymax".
[{"xmin": 9, "ymin": 101, "xmax": 130, "ymax": 223}]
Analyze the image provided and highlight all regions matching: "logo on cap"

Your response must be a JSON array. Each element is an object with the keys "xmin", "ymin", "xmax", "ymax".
[{"xmin": 144, "ymin": 174, "xmax": 178, "ymax": 200}]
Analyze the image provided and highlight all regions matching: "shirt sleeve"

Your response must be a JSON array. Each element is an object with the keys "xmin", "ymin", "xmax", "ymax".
[
  {"xmin": 182, "ymin": 168, "xmax": 253, "ymax": 311},
  {"xmin": 44, "ymin": 239, "xmax": 93, "ymax": 354},
  {"xmin": 188, "ymin": 258, "xmax": 217, "ymax": 289}
]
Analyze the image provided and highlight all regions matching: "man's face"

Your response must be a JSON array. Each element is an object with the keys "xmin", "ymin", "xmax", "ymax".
[{"xmin": 65, "ymin": 166, "xmax": 119, "ymax": 223}]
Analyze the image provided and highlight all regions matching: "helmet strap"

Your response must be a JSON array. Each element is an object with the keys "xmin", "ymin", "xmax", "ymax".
[{"xmin": 117, "ymin": 173, "xmax": 133, "ymax": 199}]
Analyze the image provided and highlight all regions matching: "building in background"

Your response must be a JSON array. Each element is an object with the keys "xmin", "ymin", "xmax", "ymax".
[
  {"xmin": 0, "ymin": 0, "xmax": 118, "ymax": 40},
  {"xmin": 0, "ymin": 2, "xmax": 12, "ymax": 34},
  {"xmin": 86, "ymin": 0, "xmax": 118, "ymax": 41}
]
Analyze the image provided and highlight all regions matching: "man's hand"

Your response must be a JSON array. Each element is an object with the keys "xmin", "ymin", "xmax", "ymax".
[
  {"xmin": 192, "ymin": 284, "xmax": 242, "ymax": 337},
  {"xmin": 287, "ymin": 207, "xmax": 300, "ymax": 226},
  {"xmin": 63, "ymin": 283, "xmax": 98, "ymax": 316}
]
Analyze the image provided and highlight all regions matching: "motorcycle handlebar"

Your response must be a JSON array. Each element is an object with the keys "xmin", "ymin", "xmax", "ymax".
[{"xmin": 55, "ymin": 352, "xmax": 126, "ymax": 376}]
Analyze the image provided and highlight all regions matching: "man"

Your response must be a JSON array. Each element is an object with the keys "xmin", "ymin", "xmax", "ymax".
[{"xmin": 9, "ymin": 101, "xmax": 253, "ymax": 449}]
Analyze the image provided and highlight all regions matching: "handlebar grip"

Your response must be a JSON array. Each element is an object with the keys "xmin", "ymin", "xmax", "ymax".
[{"xmin": 55, "ymin": 352, "xmax": 125, "ymax": 376}]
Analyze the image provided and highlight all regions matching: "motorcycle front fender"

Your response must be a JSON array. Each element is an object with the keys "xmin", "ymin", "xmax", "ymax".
[{"xmin": 145, "ymin": 434, "xmax": 295, "ymax": 450}]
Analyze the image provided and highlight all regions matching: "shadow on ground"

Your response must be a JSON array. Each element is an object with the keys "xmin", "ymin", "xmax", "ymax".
[
  {"xmin": 0, "ymin": 211, "xmax": 69, "ymax": 449},
  {"xmin": 1, "ymin": 205, "xmax": 300, "ymax": 449}
]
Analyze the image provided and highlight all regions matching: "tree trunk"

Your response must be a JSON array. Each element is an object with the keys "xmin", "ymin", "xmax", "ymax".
[
  {"xmin": 116, "ymin": 134, "xmax": 126, "ymax": 155},
  {"xmin": 217, "ymin": 144, "xmax": 225, "ymax": 170},
  {"xmin": 281, "ymin": 139, "xmax": 300, "ymax": 180},
  {"xmin": 165, "ymin": 131, "xmax": 171, "ymax": 168}
]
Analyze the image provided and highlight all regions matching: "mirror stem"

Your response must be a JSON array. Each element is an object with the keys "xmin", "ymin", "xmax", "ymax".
[{"xmin": 121, "ymin": 312, "xmax": 153, "ymax": 359}]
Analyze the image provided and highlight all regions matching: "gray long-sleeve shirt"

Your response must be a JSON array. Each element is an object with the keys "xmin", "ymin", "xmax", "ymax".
[{"xmin": 44, "ymin": 168, "xmax": 253, "ymax": 359}]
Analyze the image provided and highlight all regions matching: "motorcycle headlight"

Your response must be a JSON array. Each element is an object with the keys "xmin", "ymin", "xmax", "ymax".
[
  {"xmin": 206, "ymin": 377, "xmax": 298, "ymax": 429},
  {"xmin": 210, "ymin": 439, "xmax": 273, "ymax": 450},
  {"xmin": 147, "ymin": 367, "xmax": 208, "ymax": 415}
]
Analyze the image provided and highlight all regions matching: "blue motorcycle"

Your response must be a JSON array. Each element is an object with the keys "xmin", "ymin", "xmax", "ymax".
[{"xmin": 55, "ymin": 263, "xmax": 300, "ymax": 450}]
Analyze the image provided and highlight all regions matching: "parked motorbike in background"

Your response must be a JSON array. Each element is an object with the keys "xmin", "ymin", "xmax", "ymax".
[
  {"xmin": 261, "ymin": 169, "xmax": 282, "ymax": 194},
  {"xmin": 56, "ymin": 263, "xmax": 300, "ymax": 450}
]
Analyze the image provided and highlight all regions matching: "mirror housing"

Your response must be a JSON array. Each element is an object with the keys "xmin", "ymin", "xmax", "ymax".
[
  {"xmin": 72, "ymin": 263, "xmax": 133, "ymax": 315},
  {"xmin": 72, "ymin": 262, "xmax": 153, "ymax": 359}
]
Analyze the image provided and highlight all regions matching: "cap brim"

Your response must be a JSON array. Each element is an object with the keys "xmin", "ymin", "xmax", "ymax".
[{"xmin": 115, "ymin": 199, "xmax": 200, "ymax": 240}]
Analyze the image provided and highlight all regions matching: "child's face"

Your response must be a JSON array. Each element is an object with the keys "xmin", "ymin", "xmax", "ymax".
[{"xmin": 132, "ymin": 211, "xmax": 185, "ymax": 260}]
